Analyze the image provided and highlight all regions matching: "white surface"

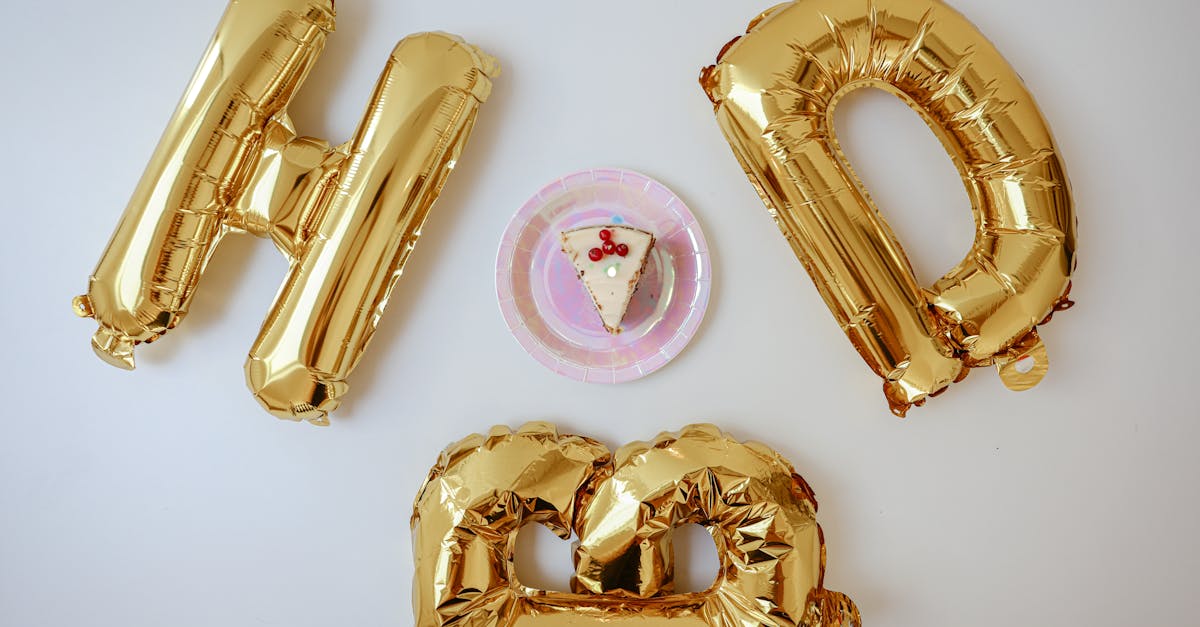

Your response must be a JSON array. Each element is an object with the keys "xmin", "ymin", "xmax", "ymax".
[{"xmin": 1, "ymin": 0, "xmax": 1197, "ymax": 625}]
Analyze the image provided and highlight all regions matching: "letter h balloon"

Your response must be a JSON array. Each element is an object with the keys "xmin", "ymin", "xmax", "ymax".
[{"xmin": 73, "ymin": 0, "xmax": 497, "ymax": 424}]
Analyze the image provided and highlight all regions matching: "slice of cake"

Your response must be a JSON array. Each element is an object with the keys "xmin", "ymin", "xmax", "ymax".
[{"xmin": 560, "ymin": 225, "xmax": 656, "ymax": 334}]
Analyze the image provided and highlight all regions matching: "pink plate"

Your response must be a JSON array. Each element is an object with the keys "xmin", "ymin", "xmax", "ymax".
[{"xmin": 496, "ymin": 169, "xmax": 712, "ymax": 383}]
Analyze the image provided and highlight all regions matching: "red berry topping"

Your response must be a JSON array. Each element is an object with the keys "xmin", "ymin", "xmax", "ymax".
[
  {"xmin": 588, "ymin": 247, "xmax": 603, "ymax": 262},
  {"xmin": 602, "ymin": 241, "xmax": 616, "ymax": 255},
  {"xmin": 599, "ymin": 229, "xmax": 612, "ymax": 241},
  {"xmin": 616, "ymin": 243, "xmax": 629, "ymax": 257}
]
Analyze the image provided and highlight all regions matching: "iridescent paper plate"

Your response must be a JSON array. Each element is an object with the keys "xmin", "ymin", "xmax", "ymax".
[{"xmin": 497, "ymin": 169, "xmax": 711, "ymax": 383}]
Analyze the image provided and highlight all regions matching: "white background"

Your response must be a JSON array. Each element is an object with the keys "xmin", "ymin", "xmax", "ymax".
[{"xmin": 2, "ymin": 0, "xmax": 1197, "ymax": 625}]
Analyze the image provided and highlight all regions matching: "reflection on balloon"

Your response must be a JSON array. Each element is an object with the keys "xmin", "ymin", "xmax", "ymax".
[
  {"xmin": 412, "ymin": 422, "xmax": 859, "ymax": 626},
  {"xmin": 701, "ymin": 0, "xmax": 1076, "ymax": 416},
  {"xmin": 73, "ymin": 0, "xmax": 498, "ymax": 424}
]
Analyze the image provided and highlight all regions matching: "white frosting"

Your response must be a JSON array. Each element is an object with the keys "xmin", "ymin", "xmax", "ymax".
[{"xmin": 561, "ymin": 225, "xmax": 655, "ymax": 333}]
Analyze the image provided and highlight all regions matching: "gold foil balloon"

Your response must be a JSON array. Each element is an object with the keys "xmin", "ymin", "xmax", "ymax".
[
  {"xmin": 700, "ymin": 0, "xmax": 1076, "ymax": 416},
  {"xmin": 412, "ymin": 423, "xmax": 859, "ymax": 626},
  {"xmin": 71, "ymin": 0, "xmax": 497, "ymax": 424}
]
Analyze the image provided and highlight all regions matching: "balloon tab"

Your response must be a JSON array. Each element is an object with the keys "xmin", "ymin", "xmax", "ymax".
[
  {"xmin": 996, "ymin": 331, "xmax": 1049, "ymax": 391},
  {"xmin": 72, "ymin": 295, "xmax": 93, "ymax": 318}
]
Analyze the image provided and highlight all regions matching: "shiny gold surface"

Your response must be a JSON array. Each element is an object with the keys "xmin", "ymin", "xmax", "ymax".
[
  {"xmin": 412, "ymin": 423, "xmax": 858, "ymax": 626},
  {"xmin": 74, "ymin": 0, "xmax": 497, "ymax": 424},
  {"xmin": 701, "ymin": 0, "xmax": 1075, "ymax": 416}
]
